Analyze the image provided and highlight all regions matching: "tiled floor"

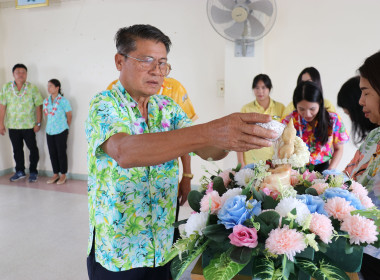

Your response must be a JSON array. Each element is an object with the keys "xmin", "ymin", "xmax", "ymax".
[{"xmin": 0, "ymin": 174, "xmax": 193, "ymax": 280}]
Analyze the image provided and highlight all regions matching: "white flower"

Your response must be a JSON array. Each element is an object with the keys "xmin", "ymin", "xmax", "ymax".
[
  {"xmin": 220, "ymin": 188, "xmax": 243, "ymax": 206},
  {"xmin": 234, "ymin": 168, "xmax": 256, "ymax": 187},
  {"xmin": 184, "ymin": 212, "xmax": 209, "ymax": 237},
  {"xmin": 278, "ymin": 184, "xmax": 297, "ymax": 199},
  {"xmin": 275, "ymin": 197, "xmax": 311, "ymax": 225}
]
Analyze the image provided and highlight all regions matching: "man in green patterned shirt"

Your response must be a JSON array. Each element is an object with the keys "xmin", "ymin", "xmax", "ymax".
[
  {"xmin": 86, "ymin": 24, "xmax": 278, "ymax": 280},
  {"xmin": 0, "ymin": 64, "xmax": 43, "ymax": 182}
]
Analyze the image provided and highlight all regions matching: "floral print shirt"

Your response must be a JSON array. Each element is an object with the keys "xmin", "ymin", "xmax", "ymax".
[
  {"xmin": 0, "ymin": 81, "xmax": 43, "ymax": 129},
  {"xmin": 344, "ymin": 127, "xmax": 380, "ymax": 259},
  {"xmin": 43, "ymin": 94, "xmax": 72, "ymax": 135},
  {"xmin": 85, "ymin": 81, "xmax": 191, "ymax": 271},
  {"xmin": 282, "ymin": 111, "xmax": 349, "ymax": 165}
]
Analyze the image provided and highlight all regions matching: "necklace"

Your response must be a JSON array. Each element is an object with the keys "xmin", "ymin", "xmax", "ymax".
[
  {"xmin": 44, "ymin": 95, "xmax": 62, "ymax": 116},
  {"xmin": 11, "ymin": 82, "xmax": 28, "ymax": 98}
]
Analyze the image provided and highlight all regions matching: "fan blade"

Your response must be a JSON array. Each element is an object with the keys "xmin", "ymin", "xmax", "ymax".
[
  {"xmin": 224, "ymin": 22, "xmax": 245, "ymax": 38},
  {"xmin": 210, "ymin": 6, "xmax": 233, "ymax": 24},
  {"xmin": 247, "ymin": 15, "xmax": 265, "ymax": 37},
  {"xmin": 248, "ymin": 0, "xmax": 273, "ymax": 16},
  {"xmin": 217, "ymin": 0, "xmax": 235, "ymax": 10}
]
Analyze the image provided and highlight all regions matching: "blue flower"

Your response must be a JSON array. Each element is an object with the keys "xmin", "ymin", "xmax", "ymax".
[
  {"xmin": 248, "ymin": 199, "xmax": 262, "ymax": 216},
  {"xmin": 296, "ymin": 194, "xmax": 327, "ymax": 215},
  {"xmin": 242, "ymin": 163, "xmax": 256, "ymax": 170},
  {"xmin": 322, "ymin": 187, "xmax": 364, "ymax": 210},
  {"xmin": 217, "ymin": 195, "xmax": 259, "ymax": 229}
]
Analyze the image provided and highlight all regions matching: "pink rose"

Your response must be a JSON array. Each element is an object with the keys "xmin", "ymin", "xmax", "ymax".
[
  {"xmin": 303, "ymin": 170, "xmax": 318, "ymax": 181},
  {"xmin": 228, "ymin": 224, "xmax": 258, "ymax": 248}
]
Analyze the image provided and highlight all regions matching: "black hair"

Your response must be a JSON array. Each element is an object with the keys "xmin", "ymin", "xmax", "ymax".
[
  {"xmin": 252, "ymin": 74, "xmax": 272, "ymax": 91},
  {"xmin": 12, "ymin": 64, "xmax": 27, "ymax": 73},
  {"xmin": 293, "ymin": 81, "xmax": 331, "ymax": 145},
  {"xmin": 358, "ymin": 51, "xmax": 380, "ymax": 97},
  {"xmin": 115, "ymin": 24, "xmax": 171, "ymax": 56},
  {"xmin": 48, "ymin": 79, "xmax": 63, "ymax": 96},
  {"xmin": 297, "ymin": 67, "xmax": 322, "ymax": 91},
  {"xmin": 337, "ymin": 76, "xmax": 377, "ymax": 145}
]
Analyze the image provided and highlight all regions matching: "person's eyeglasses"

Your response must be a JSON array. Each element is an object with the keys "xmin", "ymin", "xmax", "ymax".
[{"xmin": 122, "ymin": 54, "xmax": 171, "ymax": 77}]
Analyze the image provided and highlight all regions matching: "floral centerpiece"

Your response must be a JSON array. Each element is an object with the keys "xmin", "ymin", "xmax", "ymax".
[{"xmin": 161, "ymin": 121, "xmax": 380, "ymax": 280}]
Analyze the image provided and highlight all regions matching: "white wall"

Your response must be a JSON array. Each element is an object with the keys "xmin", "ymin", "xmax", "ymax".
[{"xmin": 0, "ymin": 0, "xmax": 379, "ymax": 181}]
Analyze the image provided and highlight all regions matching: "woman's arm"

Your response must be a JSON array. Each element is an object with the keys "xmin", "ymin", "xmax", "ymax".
[
  {"xmin": 66, "ymin": 111, "xmax": 72, "ymax": 127},
  {"xmin": 329, "ymin": 143, "xmax": 344, "ymax": 170},
  {"xmin": 237, "ymin": 152, "xmax": 245, "ymax": 168}
]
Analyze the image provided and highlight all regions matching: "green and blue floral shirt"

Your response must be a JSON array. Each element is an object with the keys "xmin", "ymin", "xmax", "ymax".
[
  {"xmin": 43, "ymin": 94, "xmax": 72, "ymax": 135},
  {"xmin": 85, "ymin": 81, "xmax": 191, "ymax": 271},
  {"xmin": 0, "ymin": 81, "xmax": 43, "ymax": 129}
]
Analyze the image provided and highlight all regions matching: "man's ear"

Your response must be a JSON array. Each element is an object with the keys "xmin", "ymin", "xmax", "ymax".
[{"xmin": 115, "ymin": 53, "xmax": 124, "ymax": 71}]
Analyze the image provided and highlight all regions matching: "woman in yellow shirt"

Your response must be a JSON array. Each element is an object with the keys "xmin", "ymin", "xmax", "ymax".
[{"xmin": 237, "ymin": 74, "xmax": 285, "ymax": 166}]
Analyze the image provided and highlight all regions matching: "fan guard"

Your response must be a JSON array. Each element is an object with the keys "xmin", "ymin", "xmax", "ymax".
[{"xmin": 207, "ymin": 0, "xmax": 277, "ymax": 56}]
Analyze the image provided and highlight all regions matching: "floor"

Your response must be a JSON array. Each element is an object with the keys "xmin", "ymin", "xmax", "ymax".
[{"xmin": 0, "ymin": 174, "xmax": 193, "ymax": 280}]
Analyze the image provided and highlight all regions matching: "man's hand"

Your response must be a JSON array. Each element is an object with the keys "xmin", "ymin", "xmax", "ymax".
[
  {"xmin": 0, "ymin": 124, "xmax": 5, "ymax": 135},
  {"xmin": 33, "ymin": 125, "xmax": 40, "ymax": 133},
  {"xmin": 178, "ymin": 176, "xmax": 191, "ymax": 206},
  {"xmin": 194, "ymin": 113, "xmax": 278, "ymax": 161}
]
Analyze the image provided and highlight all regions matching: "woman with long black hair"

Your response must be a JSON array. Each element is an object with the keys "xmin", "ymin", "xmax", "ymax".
[
  {"xmin": 282, "ymin": 81, "xmax": 349, "ymax": 173},
  {"xmin": 337, "ymin": 76, "xmax": 378, "ymax": 146}
]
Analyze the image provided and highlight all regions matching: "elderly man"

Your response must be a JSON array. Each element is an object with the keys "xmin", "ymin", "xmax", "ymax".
[
  {"xmin": 0, "ymin": 64, "xmax": 43, "ymax": 183},
  {"xmin": 85, "ymin": 24, "xmax": 277, "ymax": 280}
]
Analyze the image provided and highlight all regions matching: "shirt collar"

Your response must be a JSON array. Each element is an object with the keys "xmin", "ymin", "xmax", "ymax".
[{"xmin": 253, "ymin": 98, "xmax": 274, "ymax": 110}]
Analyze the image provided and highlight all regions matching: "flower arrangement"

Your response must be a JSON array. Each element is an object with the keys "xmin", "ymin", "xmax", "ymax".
[
  {"xmin": 161, "ymin": 163, "xmax": 380, "ymax": 280},
  {"xmin": 161, "ymin": 121, "xmax": 380, "ymax": 279}
]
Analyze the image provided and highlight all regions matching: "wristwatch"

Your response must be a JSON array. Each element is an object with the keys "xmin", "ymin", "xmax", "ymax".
[
  {"xmin": 183, "ymin": 173, "xmax": 194, "ymax": 179},
  {"xmin": 36, "ymin": 123, "xmax": 41, "ymax": 127}
]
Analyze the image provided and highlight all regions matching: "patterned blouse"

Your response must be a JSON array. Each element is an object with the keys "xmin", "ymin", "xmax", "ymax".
[
  {"xmin": 282, "ymin": 111, "xmax": 349, "ymax": 165},
  {"xmin": 85, "ymin": 81, "xmax": 191, "ymax": 271},
  {"xmin": 43, "ymin": 94, "xmax": 72, "ymax": 135},
  {"xmin": 344, "ymin": 127, "xmax": 380, "ymax": 259}
]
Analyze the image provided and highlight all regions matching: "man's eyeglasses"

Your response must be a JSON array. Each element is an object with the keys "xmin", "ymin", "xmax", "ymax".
[{"xmin": 122, "ymin": 54, "xmax": 172, "ymax": 77}]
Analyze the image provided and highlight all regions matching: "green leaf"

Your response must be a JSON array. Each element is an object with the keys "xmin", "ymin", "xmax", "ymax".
[
  {"xmin": 173, "ymin": 219, "xmax": 187, "ymax": 228},
  {"xmin": 295, "ymin": 257, "xmax": 323, "ymax": 279},
  {"xmin": 345, "ymin": 242, "xmax": 354, "ymax": 254},
  {"xmin": 295, "ymin": 257, "xmax": 350, "ymax": 280},
  {"xmin": 305, "ymin": 187, "xmax": 318, "ymax": 196},
  {"xmin": 170, "ymin": 240, "xmax": 210, "ymax": 280},
  {"xmin": 203, "ymin": 224, "xmax": 231, "ymax": 243},
  {"xmin": 252, "ymin": 187, "xmax": 264, "ymax": 202},
  {"xmin": 262, "ymin": 194, "xmax": 279, "ymax": 209},
  {"xmin": 252, "ymin": 256, "xmax": 275, "ymax": 280},
  {"xmin": 206, "ymin": 214, "xmax": 218, "ymax": 225},
  {"xmin": 241, "ymin": 187, "xmax": 251, "ymax": 197},
  {"xmin": 294, "ymin": 184, "xmax": 308, "ymax": 194},
  {"xmin": 318, "ymin": 259, "xmax": 350, "ymax": 280},
  {"xmin": 187, "ymin": 190, "xmax": 204, "ymax": 212},
  {"xmin": 213, "ymin": 176, "xmax": 227, "ymax": 196},
  {"xmin": 229, "ymin": 246, "xmax": 252, "ymax": 264},
  {"xmin": 232, "ymin": 163, "xmax": 242, "ymax": 172},
  {"xmin": 203, "ymin": 252, "xmax": 248, "ymax": 280},
  {"xmin": 256, "ymin": 211, "xmax": 280, "ymax": 238},
  {"xmin": 308, "ymin": 164, "xmax": 315, "ymax": 172}
]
